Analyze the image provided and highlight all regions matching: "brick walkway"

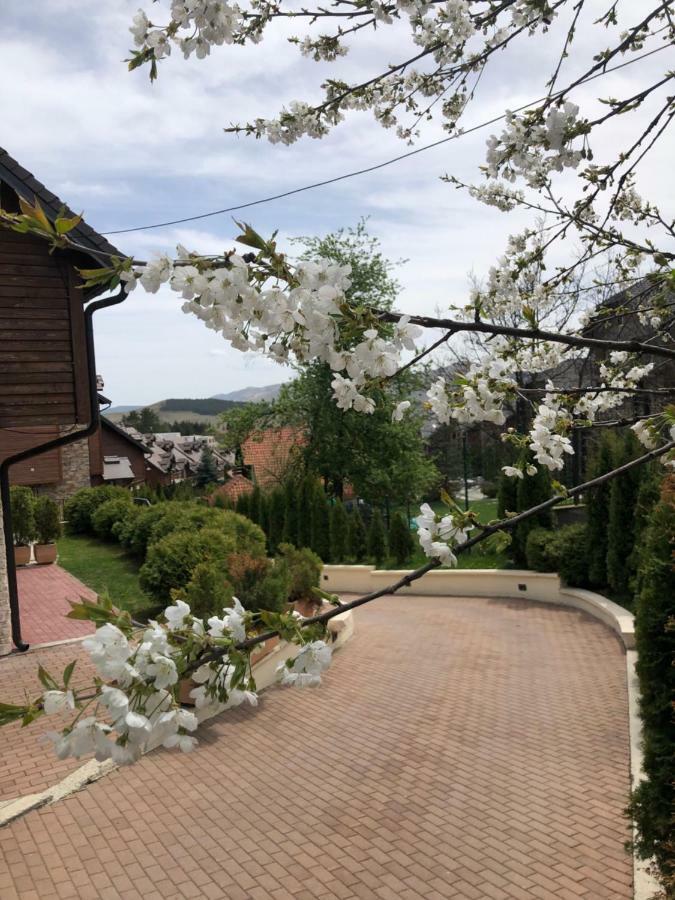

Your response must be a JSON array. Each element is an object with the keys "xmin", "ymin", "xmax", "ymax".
[
  {"xmin": 0, "ymin": 595, "xmax": 632, "ymax": 899},
  {"xmin": 16, "ymin": 564, "xmax": 95, "ymax": 647}
]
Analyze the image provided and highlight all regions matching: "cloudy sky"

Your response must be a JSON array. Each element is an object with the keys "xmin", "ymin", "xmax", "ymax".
[{"xmin": 1, "ymin": 1, "xmax": 672, "ymax": 404}]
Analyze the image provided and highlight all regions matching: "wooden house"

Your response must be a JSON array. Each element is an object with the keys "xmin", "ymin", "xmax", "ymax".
[{"xmin": 0, "ymin": 147, "xmax": 126, "ymax": 653}]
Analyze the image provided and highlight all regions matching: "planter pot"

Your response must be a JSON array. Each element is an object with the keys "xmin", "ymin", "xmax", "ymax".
[
  {"xmin": 14, "ymin": 545, "xmax": 31, "ymax": 567},
  {"xmin": 34, "ymin": 543, "xmax": 57, "ymax": 565}
]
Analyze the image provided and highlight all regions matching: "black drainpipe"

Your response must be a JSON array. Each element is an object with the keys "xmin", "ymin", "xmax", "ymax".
[{"xmin": 1, "ymin": 286, "xmax": 126, "ymax": 652}]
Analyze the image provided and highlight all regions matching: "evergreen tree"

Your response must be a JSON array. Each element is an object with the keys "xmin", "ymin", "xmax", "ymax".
[
  {"xmin": 195, "ymin": 446, "xmax": 219, "ymax": 488},
  {"xmin": 235, "ymin": 491, "xmax": 251, "ymax": 519},
  {"xmin": 329, "ymin": 500, "xmax": 349, "ymax": 562},
  {"xmin": 297, "ymin": 477, "xmax": 315, "ymax": 548},
  {"xmin": 310, "ymin": 485, "xmax": 331, "ymax": 561},
  {"xmin": 607, "ymin": 432, "xmax": 643, "ymax": 605},
  {"xmin": 512, "ymin": 456, "xmax": 552, "ymax": 565},
  {"xmin": 388, "ymin": 511, "xmax": 414, "ymax": 565},
  {"xmin": 367, "ymin": 509, "xmax": 388, "ymax": 565},
  {"xmin": 267, "ymin": 487, "xmax": 286, "ymax": 555},
  {"xmin": 585, "ymin": 433, "xmax": 615, "ymax": 587},
  {"xmin": 347, "ymin": 508, "xmax": 368, "ymax": 562},
  {"xmin": 630, "ymin": 489, "xmax": 675, "ymax": 884},
  {"xmin": 283, "ymin": 479, "xmax": 300, "ymax": 546},
  {"xmin": 249, "ymin": 485, "xmax": 264, "ymax": 527},
  {"xmin": 497, "ymin": 468, "xmax": 518, "ymax": 520}
]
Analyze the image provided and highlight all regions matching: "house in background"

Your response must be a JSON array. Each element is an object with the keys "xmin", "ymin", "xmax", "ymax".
[
  {"xmin": 0, "ymin": 146, "xmax": 126, "ymax": 653},
  {"xmin": 118, "ymin": 425, "xmax": 233, "ymax": 488}
]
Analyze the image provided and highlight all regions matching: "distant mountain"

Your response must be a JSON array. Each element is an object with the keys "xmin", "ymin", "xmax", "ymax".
[
  {"xmin": 213, "ymin": 383, "xmax": 284, "ymax": 402},
  {"xmin": 106, "ymin": 404, "xmax": 143, "ymax": 415}
]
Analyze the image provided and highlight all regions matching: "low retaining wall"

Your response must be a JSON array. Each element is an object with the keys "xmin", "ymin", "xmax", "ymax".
[{"xmin": 322, "ymin": 565, "xmax": 635, "ymax": 649}]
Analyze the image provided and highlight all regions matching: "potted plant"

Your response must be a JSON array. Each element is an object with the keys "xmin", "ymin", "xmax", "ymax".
[
  {"xmin": 34, "ymin": 496, "xmax": 62, "ymax": 564},
  {"xmin": 9, "ymin": 486, "xmax": 36, "ymax": 566}
]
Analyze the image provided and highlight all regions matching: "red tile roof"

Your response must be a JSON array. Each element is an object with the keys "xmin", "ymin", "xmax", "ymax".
[
  {"xmin": 241, "ymin": 426, "xmax": 305, "ymax": 488},
  {"xmin": 210, "ymin": 474, "xmax": 255, "ymax": 503}
]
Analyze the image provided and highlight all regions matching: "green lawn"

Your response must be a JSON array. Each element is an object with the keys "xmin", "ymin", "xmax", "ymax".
[{"xmin": 57, "ymin": 535, "xmax": 151, "ymax": 615}]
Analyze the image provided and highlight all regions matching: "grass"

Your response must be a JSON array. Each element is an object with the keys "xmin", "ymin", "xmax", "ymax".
[{"xmin": 57, "ymin": 534, "xmax": 151, "ymax": 615}]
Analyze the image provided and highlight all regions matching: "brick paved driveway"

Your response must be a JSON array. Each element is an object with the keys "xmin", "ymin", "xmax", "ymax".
[
  {"xmin": 0, "ymin": 594, "xmax": 632, "ymax": 899},
  {"xmin": 16, "ymin": 564, "xmax": 95, "ymax": 647}
]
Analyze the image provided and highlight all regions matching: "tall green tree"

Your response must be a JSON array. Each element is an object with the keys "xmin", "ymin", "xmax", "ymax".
[
  {"xmin": 512, "ymin": 456, "xmax": 552, "ymax": 566},
  {"xmin": 389, "ymin": 512, "xmax": 415, "ymax": 565},
  {"xmin": 121, "ymin": 406, "xmax": 163, "ymax": 432},
  {"xmin": 195, "ymin": 446, "xmax": 219, "ymax": 488},
  {"xmin": 585, "ymin": 433, "xmax": 615, "ymax": 587},
  {"xmin": 330, "ymin": 500, "xmax": 349, "ymax": 563},
  {"xmin": 267, "ymin": 487, "xmax": 286, "ymax": 555},
  {"xmin": 347, "ymin": 509, "xmax": 368, "ymax": 562},
  {"xmin": 367, "ymin": 509, "xmax": 388, "ymax": 565},
  {"xmin": 283, "ymin": 479, "xmax": 300, "ymax": 547},
  {"xmin": 310, "ymin": 485, "xmax": 331, "ymax": 561},
  {"xmin": 607, "ymin": 432, "xmax": 643, "ymax": 605}
]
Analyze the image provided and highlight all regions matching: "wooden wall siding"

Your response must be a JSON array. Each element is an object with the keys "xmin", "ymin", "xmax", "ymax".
[
  {"xmin": 0, "ymin": 426, "xmax": 62, "ymax": 485},
  {"xmin": 0, "ymin": 229, "xmax": 91, "ymax": 428}
]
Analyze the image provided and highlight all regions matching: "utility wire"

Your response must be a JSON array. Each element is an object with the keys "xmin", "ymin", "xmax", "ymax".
[{"xmin": 102, "ymin": 43, "xmax": 670, "ymax": 236}]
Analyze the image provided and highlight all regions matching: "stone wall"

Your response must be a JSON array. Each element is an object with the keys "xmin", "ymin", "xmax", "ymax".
[
  {"xmin": 0, "ymin": 493, "xmax": 12, "ymax": 656},
  {"xmin": 37, "ymin": 428, "xmax": 91, "ymax": 506}
]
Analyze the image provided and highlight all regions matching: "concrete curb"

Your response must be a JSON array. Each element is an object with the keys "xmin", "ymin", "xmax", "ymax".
[{"xmin": 0, "ymin": 609, "xmax": 354, "ymax": 827}]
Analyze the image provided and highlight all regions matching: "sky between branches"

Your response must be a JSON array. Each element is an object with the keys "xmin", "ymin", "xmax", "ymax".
[{"xmin": 1, "ymin": 0, "xmax": 672, "ymax": 403}]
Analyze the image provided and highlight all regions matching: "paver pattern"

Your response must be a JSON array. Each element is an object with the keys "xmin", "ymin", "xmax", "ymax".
[
  {"xmin": 16, "ymin": 564, "xmax": 95, "ymax": 647},
  {"xmin": 0, "ymin": 643, "xmax": 95, "ymax": 800},
  {"xmin": 0, "ymin": 594, "xmax": 632, "ymax": 899}
]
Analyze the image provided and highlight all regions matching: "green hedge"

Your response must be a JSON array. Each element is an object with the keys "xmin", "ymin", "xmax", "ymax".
[
  {"xmin": 91, "ymin": 497, "xmax": 135, "ymax": 541},
  {"xmin": 64, "ymin": 486, "xmax": 130, "ymax": 534},
  {"xmin": 525, "ymin": 524, "xmax": 589, "ymax": 587}
]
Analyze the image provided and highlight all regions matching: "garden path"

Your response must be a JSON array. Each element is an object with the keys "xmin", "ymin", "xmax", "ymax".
[
  {"xmin": 0, "ymin": 594, "xmax": 632, "ymax": 899},
  {"xmin": 15, "ymin": 564, "xmax": 95, "ymax": 647}
]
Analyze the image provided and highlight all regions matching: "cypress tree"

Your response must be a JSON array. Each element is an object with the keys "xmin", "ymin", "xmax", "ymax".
[
  {"xmin": 607, "ymin": 432, "xmax": 642, "ymax": 605},
  {"xmin": 388, "ymin": 511, "xmax": 414, "ymax": 565},
  {"xmin": 347, "ymin": 508, "xmax": 368, "ymax": 562},
  {"xmin": 367, "ymin": 509, "xmax": 388, "ymax": 565},
  {"xmin": 267, "ymin": 487, "xmax": 286, "ymax": 555},
  {"xmin": 329, "ymin": 500, "xmax": 349, "ymax": 562},
  {"xmin": 512, "ymin": 456, "xmax": 552, "ymax": 566},
  {"xmin": 297, "ymin": 477, "xmax": 314, "ymax": 549},
  {"xmin": 283, "ymin": 479, "xmax": 300, "ymax": 546},
  {"xmin": 630, "ymin": 489, "xmax": 675, "ymax": 883},
  {"xmin": 497, "ymin": 468, "xmax": 518, "ymax": 520},
  {"xmin": 235, "ymin": 491, "xmax": 251, "ymax": 519},
  {"xmin": 310, "ymin": 485, "xmax": 331, "ymax": 562},
  {"xmin": 585, "ymin": 433, "xmax": 615, "ymax": 587},
  {"xmin": 249, "ymin": 485, "xmax": 263, "ymax": 527}
]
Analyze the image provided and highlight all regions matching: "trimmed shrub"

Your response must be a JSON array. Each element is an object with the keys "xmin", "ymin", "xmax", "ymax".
[
  {"xmin": 235, "ymin": 491, "xmax": 251, "ymax": 519},
  {"xmin": 278, "ymin": 543, "xmax": 322, "ymax": 602},
  {"xmin": 171, "ymin": 561, "xmax": 235, "ymax": 620},
  {"xmin": 34, "ymin": 496, "xmax": 62, "ymax": 544},
  {"xmin": 226, "ymin": 552, "xmax": 292, "ymax": 615},
  {"xmin": 117, "ymin": 501, "xmax": 186, "ymax": 557},
  {"xmin": 9, "ymin": 486, "xmax": 36, "ymax": 545},
  {"xmin": 92, "ymin": 497, "xmax": 134, "ymax": 541},
  {"xmin": 481, "ymin": 480, "xmax": 498, "ymax": 499},
  {"xmin": 139, "ymin": 527, "xmax": 238, "ymax": 601},
  {"xmin": 367, "ymin": 509, "xmax": 388, "ymax": 565},
  {"xmin": 329, "ymin": 500, "xmax": 349, "ymax": 562},
  {"xmin": 347, "ymin": 509, "xmax": 368, "ymax": 562},
  {"xmin": 249, "ymin": 485, "xmax": 264, "ymax": 527},
  {"xmin": 525, "ymin": 527, "xmax": 561, "ymax": 572},
  {"xmin": 64, "ymin": 486, "xmax": 128, "ymax": 535},
  {"xmin": 389, "ymin": 512, "xmax": 415, "ymax": 565},
  {"xmin": 630, "ymin": 491, "xmax": 675, "ymax": 887},
  {"xmin": 557, "ymin": 524, "xmax": 589, "ymax": 587}
]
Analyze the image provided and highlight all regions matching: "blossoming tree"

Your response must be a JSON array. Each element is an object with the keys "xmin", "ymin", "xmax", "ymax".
[{"xmin": 1, "ymin": 0, "xmax": 674, "ymax": 764}]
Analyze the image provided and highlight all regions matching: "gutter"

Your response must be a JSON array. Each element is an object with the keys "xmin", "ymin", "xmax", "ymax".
[{"xmin": 0, "ymin": 286, "xmax": 126, "ymax": 652}]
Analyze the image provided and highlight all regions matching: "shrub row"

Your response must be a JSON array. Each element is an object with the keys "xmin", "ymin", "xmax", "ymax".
[
  {"xmin": 524, "ymin": 524, "xmax": 589, "ymax": 587},
  {"xmin": 9, "ymin": 487, "xmax": 61, "ymax": 545}
]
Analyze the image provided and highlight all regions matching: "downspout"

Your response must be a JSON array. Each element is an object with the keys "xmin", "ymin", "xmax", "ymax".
[{"xmin": 1, "ymin": 286, "xmax": 126, "ymax": 652}]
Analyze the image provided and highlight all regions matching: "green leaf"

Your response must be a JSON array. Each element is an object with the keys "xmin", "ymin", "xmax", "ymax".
[
  {"xmin": 0, "ymin": 702, "xmax": 31, "ymax": 727},
  {"xmin": 37, "ymin": 665, "xmax": 59, "ymax": 692},
  {"xmin": 21, "ymin": 706, "xmax": 44, "ymax": 728},
  {"xmin": 62, "ymin": 660, "xmax": 77, "ymax": 688},
  {"xmin": 55, "ymin": 213, "xmax": 83, "ymax": 235}
]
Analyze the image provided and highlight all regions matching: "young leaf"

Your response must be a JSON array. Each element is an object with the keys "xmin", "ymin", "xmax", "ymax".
[
  {"xmin": 62, "ymin": 660, "xmax": 77, "ymax": 688},
  {"xmin": 0, "ymin": 702, "xmax": 31, "ymax": 727},
  {"xmin": 37, "ymin": 665, "xmax": 59, "ymax": 692}
]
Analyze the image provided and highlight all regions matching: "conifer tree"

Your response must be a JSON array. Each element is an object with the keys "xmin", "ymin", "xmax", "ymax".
[
  {"xmin": 267, "ymin": 487, "xmax": 286, "ymax": 555},
  {"xmin": 249, "ymin": 485, "xmax": 264, "ymax": 527},
  {"xmin": 329, "ymin": 500, "xmax": 349, "ymax": 562},
  {"xmin": 235, "ymin": 491, "xmax": 251, "ymax": 519},
  {"xmin": 585, "ymin": 433, "xmax": 615, "ymax": 587},
  {"xmin": 367, "ymin": 509, "xmax": 388, "ymax": 565},
  {"xmin": 512, "ymin": 456, "xmax": 552, "ymax": 565},
  {"xmin": 297, "ymin": 477, "xmax": 315, "ymax": 549},
  {"xmin": 195, "ymin": 446, "xmax": 219, "ymax": 488},
  {"xmin": 347, "ymin": 508, "xmax": 368, "ymax": 562},
  {"xmin": 607, "ymin": 432, "xmax": 642, "ymax": 605},
  {"xmin": 283, "ymin": 479, "xmax": 300, "ymax": 546},
  {"xmin": 388, "ymin": 511, "xmax": 414, "ymax": 565},
  {"xmin": 310, "ymin": 485, "xmax": 331, "ymax": 561}
]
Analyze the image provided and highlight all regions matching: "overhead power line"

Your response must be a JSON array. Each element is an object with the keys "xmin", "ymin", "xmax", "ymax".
[{"xmin": 102, "ymin": 44, "xmax": 670, "ymax": 236}]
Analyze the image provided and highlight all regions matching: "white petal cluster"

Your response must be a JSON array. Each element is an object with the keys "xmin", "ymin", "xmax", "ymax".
[
  {"xmin": 414, "ymin": 503, "xmax": 472, "ymax": 566},
  {"xmin": 278, "ymin": 641, "xmax": 332, "ymax": 688},
  {"xmin": 528, "ymin": 396, "xmax": 573, "ymax": 471}
]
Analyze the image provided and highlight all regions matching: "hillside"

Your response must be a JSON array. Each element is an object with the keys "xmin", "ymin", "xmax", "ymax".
[
  {"xmin": 106, "ymin": 396, "xmax": 243, "ymax": 425},
  {"xmin": 212, "ymin": 383, "xmax": 283, "ymax": 403}
]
